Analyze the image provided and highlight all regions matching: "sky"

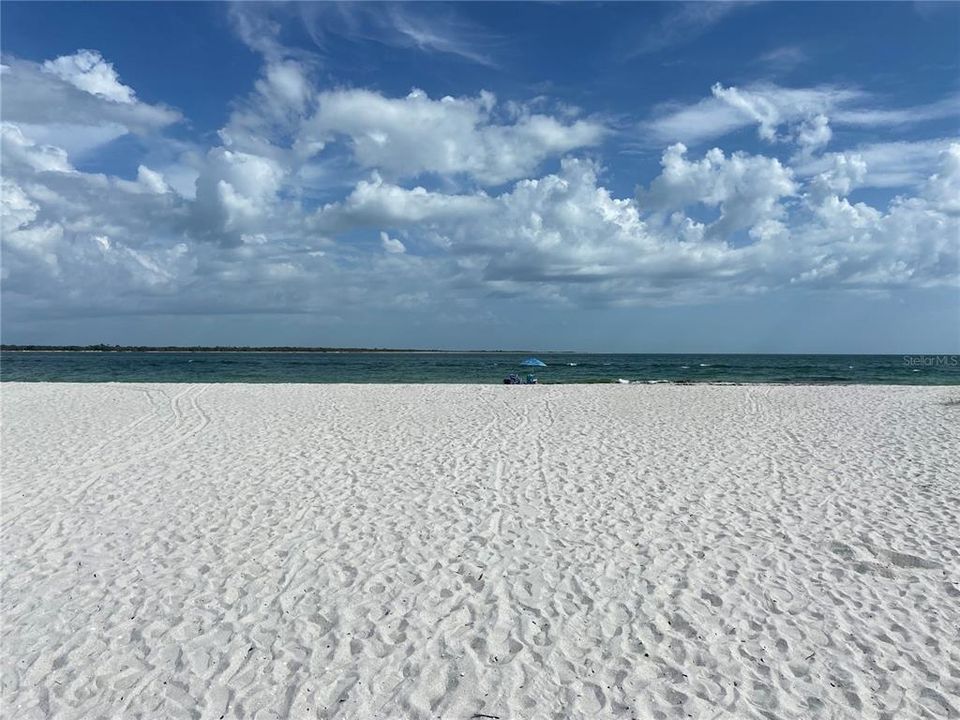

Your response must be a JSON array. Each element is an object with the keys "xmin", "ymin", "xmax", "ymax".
[{"xmin": 1, "ymin": 1, "xmax": 958, "ymax": 352}]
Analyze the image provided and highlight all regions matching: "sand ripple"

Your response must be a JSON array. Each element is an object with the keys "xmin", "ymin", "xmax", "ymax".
[{"xmin": 2, "ymin": 383, "xmax": 959, "ymax": 719}]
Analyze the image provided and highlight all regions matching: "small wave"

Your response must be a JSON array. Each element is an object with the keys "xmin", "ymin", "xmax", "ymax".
[
  {"xmin": 680, "ymin": 365, "xmax": 690, "ymax": 369},
  {"xmin": 699, "ymin": 363, "xmax": 711, "ymax": 367},
  {"xmin": 616, "ymin": 378, "xmax": 630, "ymax": 384},
  {"xmin": 567, "ymin": 362, "xmax": 578, "ymax": 366}
]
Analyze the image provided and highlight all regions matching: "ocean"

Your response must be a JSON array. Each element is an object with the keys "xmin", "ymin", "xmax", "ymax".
[{"xmin": 1, "ymin": 351, "xmax": 958, "ymax": 384}]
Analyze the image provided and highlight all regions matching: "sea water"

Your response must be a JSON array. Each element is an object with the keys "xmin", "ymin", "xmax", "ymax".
[{"xmin": 2, "ymin": 351, "xmax": 958, "ymax": 384}]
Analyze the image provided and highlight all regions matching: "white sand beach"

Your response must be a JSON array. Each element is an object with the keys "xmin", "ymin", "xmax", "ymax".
[{"xmin": 2, "ymin": 383, "xmax": 958, "ymax": 720}]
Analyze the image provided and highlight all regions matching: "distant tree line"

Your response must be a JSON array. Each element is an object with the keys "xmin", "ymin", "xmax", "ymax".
[{"xmin": 0, "ymin": 344, "xmax": 442, "ymax": 353}]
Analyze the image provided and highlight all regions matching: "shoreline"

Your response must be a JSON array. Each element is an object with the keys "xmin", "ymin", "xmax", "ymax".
[{"xmin": 3, "ymin": 380, "xmax": 959, "ymax": 387}]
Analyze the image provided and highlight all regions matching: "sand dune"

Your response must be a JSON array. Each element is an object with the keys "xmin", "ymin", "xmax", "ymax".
[{"xmin": 2, "ymin": 383, "xmax": 959, "ymax": 719}]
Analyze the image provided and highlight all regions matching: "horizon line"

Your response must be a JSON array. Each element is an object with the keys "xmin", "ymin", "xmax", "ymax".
[{"xmin": 2, "ymin": 345, "xmax": 958, "ymax": 357}]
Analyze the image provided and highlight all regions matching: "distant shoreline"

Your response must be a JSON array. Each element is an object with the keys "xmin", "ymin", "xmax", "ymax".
[
  {"xmin": 0, "ymin": 346, "xmax": 543, "ymax": 354},
  {"xmin": 1, "ymin": 347, "xmax": 951, "ymax": 356}
]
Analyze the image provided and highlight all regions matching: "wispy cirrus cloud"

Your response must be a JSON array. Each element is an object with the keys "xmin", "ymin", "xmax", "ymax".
[
  {"xmin": 622, "ymin": 2, "xmax": 749, "ymax": 58},
  {"xmin": 301, "ymin": 3, "xmax": 501, "ymax": 67},
  {"xmin": 229, "ymin": 2, "xmax": 502, "ymax": 68},
  {"xmin": 756, "ymin": 45, "xmax": 810, "ymax": 73},
  {"xmin": 831, "ymin": 93, "xmax": 960, "ymax": 126}
]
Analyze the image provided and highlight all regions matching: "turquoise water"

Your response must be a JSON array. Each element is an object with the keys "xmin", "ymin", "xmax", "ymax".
[{"xmin": 2, "ymin": 351, "xmax": 958, "ymax": 384}]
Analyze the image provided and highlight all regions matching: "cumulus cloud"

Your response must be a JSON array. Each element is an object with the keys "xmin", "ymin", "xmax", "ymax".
[
  {"xmin": 808, "ymin": 152, "xmax": 867, "ymax": 197},
  {"xmin": 1, "ymin": 123, "xmax": 74, "ymax": 173},
  {"xmin": 639, "ymin": 143, "xmax": 797, "ymax": 239},
  {"xmin": 42, "ymin": 50, "xmax": 137, "ymax": 103},
  {"xmin": 313, "ymin": 148, "xmax": 958, "ymax": 304},
  {"xmin": 380, "ymin": 231, "xmax": 406, "ymax": 254},
  {"xmin": 314, "ymin": 172, "xmax": 494, "ymax": 232},
  {"xmin": 793, "ymin": 113, "xmax": 832, "ymax": 154},
  {"xmin": 2, "ymin": 53, "xmax": 180, "ymax": 134},
  {"xmin": 1, "ymin": 47, "xmax": 956, "ymax": 329},
  {"xmin": 922, "ymin": 143, "xmax": 960, "ymax": 214},
  {"xmin": 219, "ymin": 60, "xmax": 317, "ymax": 161},
  {"xmin": 192, "ymin": 148, "xmax": 287, "ymax": 241},
  {"xmin": 0, "ymin": 166, "xmax": 189, "ymax": 299},
  {"xmin": 135, "ymin": 165, "xmax": 170, "ymax": 195},
  {"xmin": 1, "ymin": 178, "xmax": 39, "ymax": 233},
  {"xmin": 301, "ymin": 87, "xmax": 605, "ymax": 185},
  {"xmin": 212, "ymin": 62, "xmax": 605, "ymax": 193},
  {"xmin": 795, "ymin": 138, "xmax": 959, "ymax": 190},
  {"xmin": 1, "ymin": 52, "xmax": 181, "ymax": 163}
]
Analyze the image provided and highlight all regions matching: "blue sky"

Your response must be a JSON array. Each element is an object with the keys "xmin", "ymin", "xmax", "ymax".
[{"xmin": 2, "ymin": 1, "xmax": 958, "ymax": 351}]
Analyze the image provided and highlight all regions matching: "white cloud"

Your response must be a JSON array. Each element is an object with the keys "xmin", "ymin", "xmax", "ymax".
[
  {"xmin": 303, "ymin": 87, "xmax": 605, "ymax": 185},
  {"xmin": 793, "ymin": 113, "xmax": 831, "ymax": 154},
  {"xmin": 625, "ymin": 2, "xmax": 746, "ymax": 57},
  {"xmin": 756, "ymin": 45, "xmax": 809, "ymax": 72},
  {"xmin": 380, "ymin": 231, "xmax": 406, "ymax": 254},
  {"xmin": 645, "ymin": 82, "xmax": 957, "ymax": 150},
  {"xmin": 220, "ymin": 60, "xmax": 317, "ymax": 161},
  {"xmin": 1, "ymin": 52, "xmax": 181, "ymax": 163},
  {"xmin": 2, "ymin": 53, "xmax": 180, "ymax": 134},
  {"xmin": 8, "ymin": 122, "xmax": 129, "ymax": 160},
  {"xmin": 384, "ymin": 5, "xmax": 498, "ymax": 66},
  {"xmin": 261, "ymin": 61, "xmax": 312, "ymax": 112},
  {"xmin": 790, "ymin": 144, "xmax": 960, "ymax": 289},
  {"xmin": 313, "ymin": 149, "xmax": 956, "ymax": 304},
  {"xmin": 4, "ymin": 130, "xmax": 957, "ymax": 319},
  {"xmin": 227, "ymin": 3, "xmax": 289, "ymax": 63},
  {"xmin": 795, "ymin": 138, "xmax": 958, "ymax": 190},
  {"xmin": 1, "ymin": 123, "xmax": 74, "ymax": 173},
  {"xmin": 42, "ymin": 50, "xmax": 136, "ymax": 103},
  {"xmin": 135, "ymin": 165, "xmax": 170, "ymax": 195},
  {"xmin": 922, "ymin": 143, "xmax": 960, "ymax": 214},
  {"xmin": 639, "ymin": 143, "xmax": 797, "ymax": 239},
  {"xmin": 192, "ymin": 148, "xmax": 287, "ymax": 240},
  {"xmin": 230, "ymin": 2, "xmax": 500, "ymax": 68},
  {"xmin": 298, "ymin": 3, "xmax": 501, "ymax": 67},
  {"xmin": 832, "ymin": 93, "xmax": 960, "ymax": 127},
  {"xmin": 1, "ymin": 48, "xmax": 955, "ymax": 327},
  {"xmin": 808, "ymin": 152, "xmax": 868, "ymax": 197},
  {"xmin": 214, "ymin": 64, "xmax": 605, "ymax": 189},
  {"xmin": 1, "ymin": 178, "xmax": 39, "ymax": 232},
  {"xmin": 314, "ymin": 172, "xmax": 494, "ymax": 231}
]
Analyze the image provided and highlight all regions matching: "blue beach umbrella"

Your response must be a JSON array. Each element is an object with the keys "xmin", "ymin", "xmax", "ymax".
[{"xmin": 520, "ymin": 357, "xmax": 547, "ymax": 367}]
